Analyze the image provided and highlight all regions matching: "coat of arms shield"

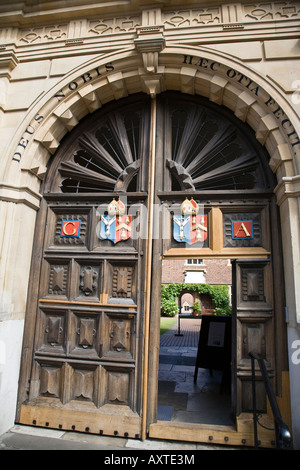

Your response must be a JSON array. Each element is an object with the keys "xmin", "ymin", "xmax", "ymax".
[
  {"xmin": 100, "ymin": 199, "xmax": 132, "ymax": 244},
  {"xmin": 173, "ymin": 198, "xmax": 207, "ymax": 245}
]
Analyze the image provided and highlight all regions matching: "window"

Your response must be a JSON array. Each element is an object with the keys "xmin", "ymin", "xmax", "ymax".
[{"xmin": 186, "ymin": 259, "xmax": 204, "ymax": 265}]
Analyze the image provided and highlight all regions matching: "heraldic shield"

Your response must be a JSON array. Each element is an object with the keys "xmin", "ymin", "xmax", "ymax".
[
  {"xmin": 100, "ymin": 199, "xmax": 132, "ymax": 244},
  {"xmin": 173, "ymin": 198, "xmax": 207, "ymax": 245}
]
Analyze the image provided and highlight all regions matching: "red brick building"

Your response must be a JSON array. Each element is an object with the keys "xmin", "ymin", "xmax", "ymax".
[
  {"xmin": 162, "ymin": 258, "xmax": 232, "ymax": 285},
  {"xmin": 162, "ymin": 258, "xmax": 232, "ymax": 313}
]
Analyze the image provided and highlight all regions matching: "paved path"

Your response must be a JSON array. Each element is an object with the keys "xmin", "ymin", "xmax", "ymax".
[{"xmin": 160, "ymin": 316, "xmax": 201, "ymax": 348}]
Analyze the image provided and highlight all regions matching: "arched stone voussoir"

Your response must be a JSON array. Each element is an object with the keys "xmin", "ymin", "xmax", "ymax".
[{"xmin": 5, "ymin": 47, "xmax": 299, "ymax": 197}]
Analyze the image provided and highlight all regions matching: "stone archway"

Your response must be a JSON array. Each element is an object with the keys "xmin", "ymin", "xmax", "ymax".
[{"xmin": 4, "ymin": 46, "xmax": 299, "ymax": 194}]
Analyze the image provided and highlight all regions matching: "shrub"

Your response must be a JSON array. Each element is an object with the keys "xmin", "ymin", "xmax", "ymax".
[
  {"xmin": 214, "ymin": 305, "xmax": 232, "ymax": 316},
  {"xmin": 192, "ymin": 300, "xmax": 201, "ymax": 314},
  {"xmin": 161, "ymin": 299, "xmax": 178, "ymax": 317},
  {"xmin": 161, "ymin": 283, "xmax": 232, "ymax": 316}
]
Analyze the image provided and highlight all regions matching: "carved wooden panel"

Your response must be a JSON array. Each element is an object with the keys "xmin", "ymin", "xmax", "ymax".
[
  {"xmin": 102, "ymin": 313, "xmax": 135, "ymax": 361},
  {"xmin": 105, "ymin": 262, "xmax": 136, "ymax": 304},
  {"xmin": 77, "ymin": 264, "xmax": 101, "ymax": 300},
  {"xmin": 112, "ymin": 266, "xmax": 133, "ymax": 299},
  {"xmin": 71, "ymin": 365, "xmax": 99, "ymax": 406},
  {"xmin": 107, "ymin": 371, "xmax": 130, "ymax": 404},
  {"xmin": 36, "ymin": 310, "xmax": 66, "ymax": 354},
  {"xmin": 69, "ymin": 312, "xmax": 101, "ymax": 358},
  {"xmin": 39, "ymin": 363, "xmax": 62, "ymax": 398},
  {"xmin": 223, "ymin": 212, "xmax": 261, "ymax": 247},
  {"xmin": 241, "ymin": 322, "xmax": 267, "ymax": 361},
  {"xmin": 241, "ymin": 380, "xmax": 266, "ymax": 412},
  {"xmin": 80, "ymin": 266, "xmax": 98, "ymax": 296},
  {"xmin": 158, "ymin": 94, "xmax": 273, "ymax": 192},
  {"xmin": 101, "ymin": 366, "xmax": 133, "ymax": 406},
  {"xmin": 45, "ymin": 315, "xmax": 65, "ymax": 346},
  {"xmin": 242, "ymin": 267, "xmax": 264, "ymax": 301},
  {"xmin": 233, "ymin": 259, "xmax": 274, "ymax": 415},
  {"xmin": 54, "ymin": 212, "xmax": 89, "ymax": 246},
  {"xmin": 48, "ymin": 264, "xmax": 68, "ymax": 296}
]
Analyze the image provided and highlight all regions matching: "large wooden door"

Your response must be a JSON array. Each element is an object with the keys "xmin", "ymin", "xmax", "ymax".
[
  {"xmin": 146, "ymin": 93, "xmax": 287, "ymax": 446},
  {"xmin": 17, "ymin": 95, "xmax": 151, "ymax": 438},
  {"xmin": 17, "ymin": 92, "xmax": 287, "ymax": 445}
]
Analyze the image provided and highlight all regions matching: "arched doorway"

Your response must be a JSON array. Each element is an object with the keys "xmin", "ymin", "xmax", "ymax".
[{"xmin": 16, "ymin": 91, "xmax": 287, "ymax": 447}]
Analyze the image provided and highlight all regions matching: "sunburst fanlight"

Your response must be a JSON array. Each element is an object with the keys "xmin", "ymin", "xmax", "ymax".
[
  {"xmin": 59, "ymin": 108, "xmax": 143, "ymax": 193},
  {"xmin": 167, "ymin": 103, "xmax": 264, "ymax": 191},
  {"xmin": 57, "ymin": 94, "xmax": 272, "ymax": 194}
]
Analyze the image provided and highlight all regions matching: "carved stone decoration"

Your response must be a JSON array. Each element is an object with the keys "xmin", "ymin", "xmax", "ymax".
[
  {"xmin": 112, "ymin": 266, "xmax": 133, "ymax": 298},
  {"xmin": 163, "ymin": 7, "xmax": 221, "ymax": 27},
  {"xmin": 18, "ymin": 24, "xmax": 68, "ymax": 44},
  {"xmin": 80, "ymin": 266, "xmax": 98, "ymax": 296},
  {"xmin": 134, "ymin": 25, "xmax": 165, "ymax": 73},
  {"xmin": 89, "ymin": 16, "xmax": 141, "ymax": 35},
  {"xmin": 48, "ymin": 264, "xmax": 68, "ymax": 295},
  {"xmin": 244, "ymin": 2, "xmax": 300, "ymax": 21}
]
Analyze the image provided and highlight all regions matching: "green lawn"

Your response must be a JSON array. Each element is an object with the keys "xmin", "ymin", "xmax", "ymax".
[{"xmin": 160, "ymin": 316, "xmax": 177, "ymax": 335}]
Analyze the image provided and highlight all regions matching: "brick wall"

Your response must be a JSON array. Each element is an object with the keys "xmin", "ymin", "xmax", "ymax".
[
  {"xmin": 162, "ymin": 259, "xmax": 186, "ymax": 283},
  {"xmin": 162, "ymin": 259, "xmax": 232, "ymax": 285}
]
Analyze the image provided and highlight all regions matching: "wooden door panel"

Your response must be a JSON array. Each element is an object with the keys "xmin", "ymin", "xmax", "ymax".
[
  {"xmin": 29, "ymin": 356, "xmax": 137, "ymax": 409},
  {"xmin": 51, "ymin": 210, "xmax": 91, "ymax": 249},
  {"xmin": 102, "ymin": 312, "xmax": 135, "ymax": 361},
  {"xmin": 35, "ymin": 309, "xmax": 67, "ymax": 355},
  {"xmin": 20, "ymin": 198, "xmax": 143, "ymax": 435},
  {"xmin": 69, "ymin": 312, "xmax": 101, "ymax": 358},
  {"xmin": 233, "ymin": 259, "xmax": 274, "ymax": 414},
  {"xmin": 101, "ymin": 365, "xmax": 134, "ymax": 407},
  {"xmin": 17, "ymin": 96, "xmax": 151, "ymax": 437},
  {"xmin": 78, "ymin": 264, "xmax": 101, "ymax": 299}
]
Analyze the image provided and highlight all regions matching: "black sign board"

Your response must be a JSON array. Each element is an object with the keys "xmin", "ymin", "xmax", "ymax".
[{"xmin": 194, "ymin": 315, "xmax": 231, "ymax": 383}]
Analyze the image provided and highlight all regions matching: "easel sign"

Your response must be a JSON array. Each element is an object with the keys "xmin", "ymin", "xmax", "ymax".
[{"xmin": 194, "ymin": 315, "xmax": 231, "ymax": 383}]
